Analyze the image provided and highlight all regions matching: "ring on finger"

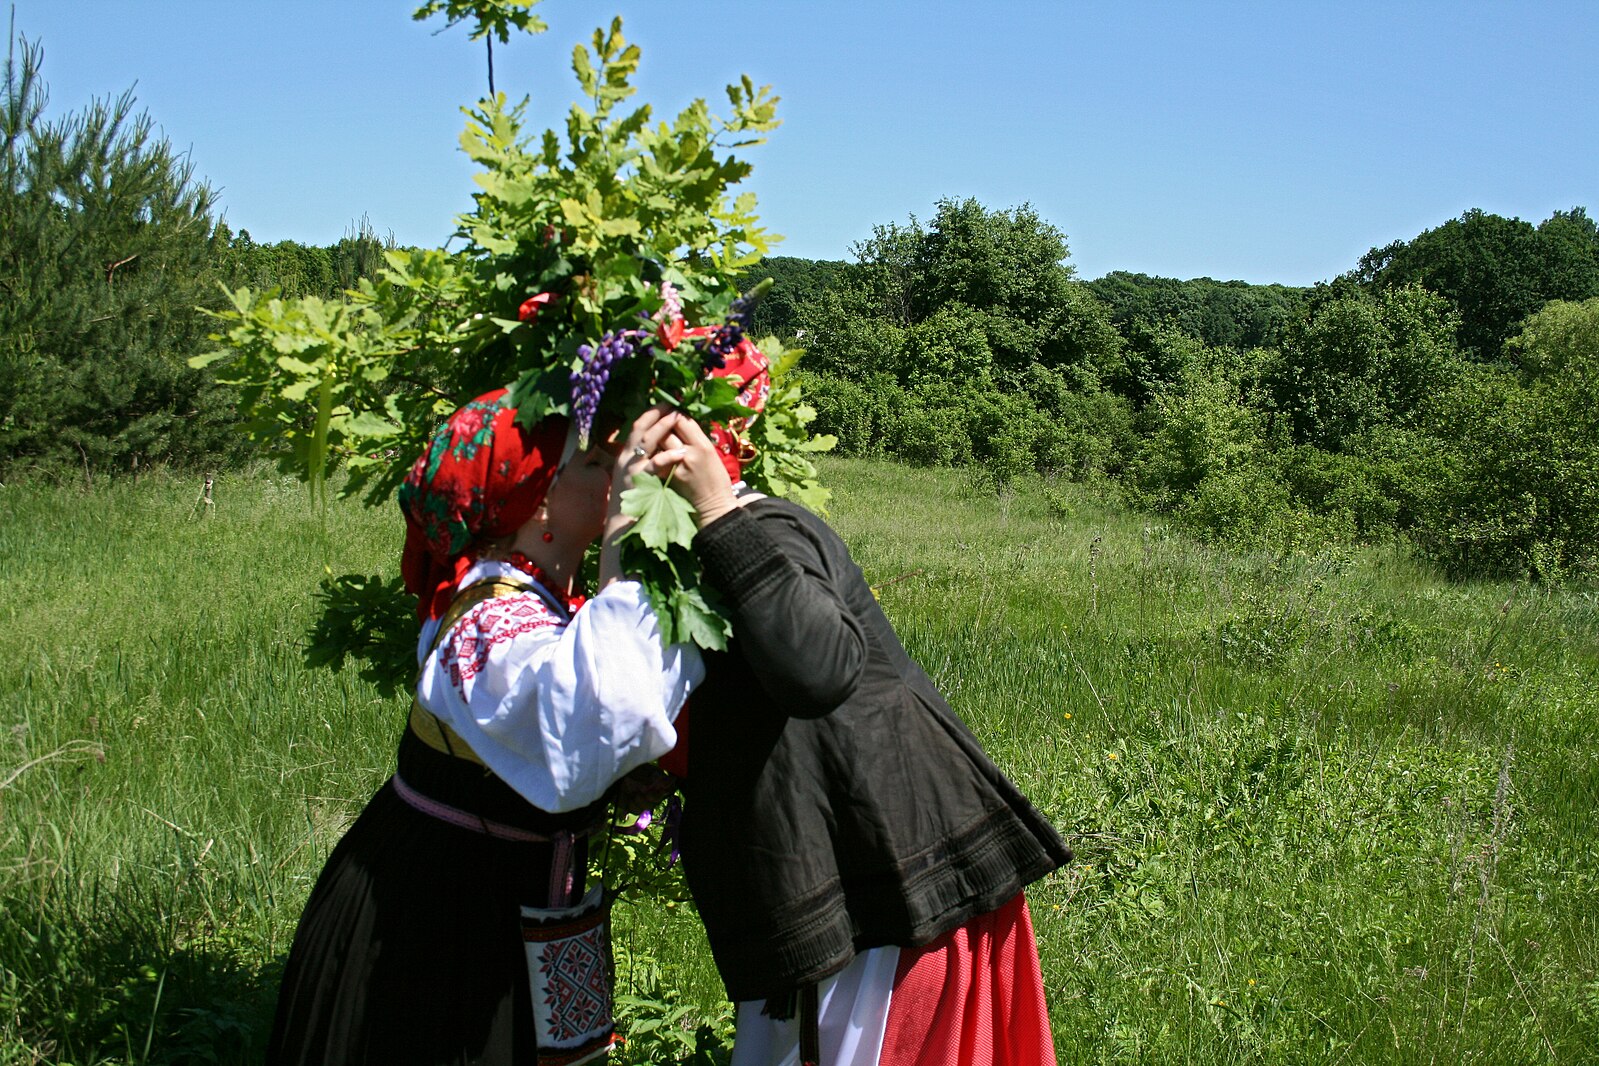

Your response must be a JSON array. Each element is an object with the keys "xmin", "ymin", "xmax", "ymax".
[{"xmin": 631, "ymin": 445, "xmax": 648, "ymax": 459}]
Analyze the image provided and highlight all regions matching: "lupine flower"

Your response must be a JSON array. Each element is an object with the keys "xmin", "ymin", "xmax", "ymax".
[
  {"xmin": 518, "ymin": 292, "xmax": 557, "ymax": 322},
  {"xmin": 570, "ymin": 329, "xmax": 641, "ymax": 447}
]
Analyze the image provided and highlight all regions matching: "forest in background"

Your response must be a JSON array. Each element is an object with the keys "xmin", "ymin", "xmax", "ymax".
[
  {"xmin": 740, "ymin": 199, "xmax": 1599, "ymax": 583},
  {"xmin": 3, "ymin": 32, "xmax": 1597, "ymax": 582}
]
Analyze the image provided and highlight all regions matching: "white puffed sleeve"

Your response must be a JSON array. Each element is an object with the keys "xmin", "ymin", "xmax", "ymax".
[{"xmin": 415, "ymin": 571, "xmax": 703, "ymax": 813}]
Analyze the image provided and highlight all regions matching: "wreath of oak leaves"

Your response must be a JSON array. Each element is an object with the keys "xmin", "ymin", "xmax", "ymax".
[{"xmin": 194, "ymin": 1, "xmax": 833, "ymax": 651}]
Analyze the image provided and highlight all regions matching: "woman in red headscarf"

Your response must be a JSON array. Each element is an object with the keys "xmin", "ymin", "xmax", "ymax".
[
  {"xmin": 267, "ymin": 395, "xmax": 700, "ymax": 1066},
  {"xmin": 646, "ymin": 346, "xmax": 1067, "ymax": 1066}
]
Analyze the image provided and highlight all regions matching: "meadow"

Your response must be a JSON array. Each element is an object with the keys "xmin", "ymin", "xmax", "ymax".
[{"xmin": 2, "ymin": 458, "xmax": 1596, "ymax": 1064}]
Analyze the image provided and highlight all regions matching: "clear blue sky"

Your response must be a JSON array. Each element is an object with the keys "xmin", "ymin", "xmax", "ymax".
[{"xmin": 10, "ymin": 1, "xmax": 1597, "ymax": 285}]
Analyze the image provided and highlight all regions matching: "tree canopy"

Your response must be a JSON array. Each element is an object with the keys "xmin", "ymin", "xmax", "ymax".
[{"xmin": 1353, "ymin": 207, "xmax": 1599, "ymax": 359}]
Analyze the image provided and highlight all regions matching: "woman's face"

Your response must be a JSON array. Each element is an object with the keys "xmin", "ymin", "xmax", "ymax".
[{"xmin": 539, "ymin": 440, "xmax": 619, "ymax": 547}]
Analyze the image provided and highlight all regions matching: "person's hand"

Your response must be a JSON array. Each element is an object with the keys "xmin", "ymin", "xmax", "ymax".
[
  {"xmin": 649, "ymin": 414, "xmax": 739, "ymax": 528},
  {"xmin": 612, "ymin": 406, "xmax": 678, "ymax": 496},
  {"xmin": 597, "ymin": 406, "xmax": 687, "ymax": 586}
]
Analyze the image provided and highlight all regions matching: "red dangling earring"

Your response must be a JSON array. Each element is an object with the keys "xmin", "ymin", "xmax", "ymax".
[{"xmin": 542, "ymin": 531, "xmax": 554, "ymax": 543}]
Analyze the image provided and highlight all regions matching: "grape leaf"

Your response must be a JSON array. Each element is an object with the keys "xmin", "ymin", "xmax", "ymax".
[
  {"xmin": 619, "ymin": 474, "xmax": 699, "ymax": 552},
  {"xmin": 671, "ymin": 585, "xmax": 731, "ymax": 651}
]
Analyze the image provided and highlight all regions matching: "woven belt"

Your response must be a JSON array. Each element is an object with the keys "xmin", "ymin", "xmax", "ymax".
[{"xmin": 408, "ymin": 702, "xmax": 488, "ymax": 767}]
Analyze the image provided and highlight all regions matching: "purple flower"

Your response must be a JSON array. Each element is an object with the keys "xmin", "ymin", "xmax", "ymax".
[
  {"xmin": 570, "ymin": 330, "xmax": 642, "ymax": 446},
  {"xmin": 695, "ymin": 289, "xmax": 758, "ymax": 370}
]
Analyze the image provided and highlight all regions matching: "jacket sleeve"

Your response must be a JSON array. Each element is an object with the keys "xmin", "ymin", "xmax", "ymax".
[{"xmin": 693, "ymin": 503, "xmax": 867, "ymax": 718}]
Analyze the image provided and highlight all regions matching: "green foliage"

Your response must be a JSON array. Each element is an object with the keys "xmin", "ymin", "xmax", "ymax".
[
  {"xmin": 782, "ymin": 199, "xmax": 1135, "ymax": 491},
  {"xmin": 1086, "ymin": 270, "xmax": 1307, "ymax": 354},
  {"xmin": 412, "ymin": 0, "xmax": 546, "ymax": 43},
  {"xmin": 611, "ymin": 939, "xmax": 732, "ymax": 1066},
  {"xmin": 733, "ymin": 255, "xmax": 846, "ymax": 339},
  {"xmin": 302, "ymin": 571, "xmax": 418, "ymax": 698},
  {"xmin": 1277, "ymin": 445, "xmax": 1402, "ymax": 539},
  {"xmin": 903, "ymin": 303, "xmax": 996, "ymax": 385},
  {"xmin": 1130, "ymin": 349, "xmax": 1271, "ymax": 510},
  {"xmin": 0, "ymin": 33, "xmax": 241, "ymax": 479},
  {"xmin": 1269, "ymin": 282, "xmax": 1460, "ymax": 451},
  {"xmin": 198, "ymin": 12, "xmax": 833, "ymax": 651},
  {"xmin": 741, "ymin": 340, "xmax": 835, "ymax": 509},
  {"xmin": 1408, "ymin": 325, "xmax": 1599, "ymax": 580},
  {"xmin": 213, "ymin": 218, "xmax": 393, "ymax": 302},
  {"xmin": 204, "ymin": 13, "xmax": 792, "ymax": 496},
  {"xmin": 617, "ymin": 474, "xmax": 731, "ymax": 649},
  {"xmin": 794, "ymin": 369, "xmax": 893, "ymax": 455},
  {"xmin": 1503, "ymin": 294, "xmax": 1599, "ymax": 380},
  {"xmin": 878, "ymin": 197, "xmax": 1125, "ymax": 377},
  {"xmin": 1354, "ymin": 206, "xmax": 1599, "ymax": 359},
  {"xmin": 195, "ymin": 282, "xmax": 423, "ymax": 504}
]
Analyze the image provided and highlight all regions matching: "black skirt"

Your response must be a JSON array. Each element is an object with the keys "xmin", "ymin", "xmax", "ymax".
[{"xmin": 266, "ymin": 732, "xmax": 605, "ymax": 1066}]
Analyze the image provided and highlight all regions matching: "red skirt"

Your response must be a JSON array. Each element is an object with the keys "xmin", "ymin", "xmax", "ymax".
[{"xmin": 878, "ymin": 894, "xmax": 1056, "ymax": 1066}]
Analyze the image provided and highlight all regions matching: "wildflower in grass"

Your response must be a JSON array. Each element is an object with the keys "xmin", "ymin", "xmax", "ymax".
[{"xmin": 1105, "ymin": 752, "xmax": 1118, "ymax": 761}]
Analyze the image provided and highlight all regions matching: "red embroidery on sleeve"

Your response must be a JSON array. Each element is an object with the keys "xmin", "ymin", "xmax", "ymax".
[{"xmin": 443, "ymin": 595, "xmax": 560, "ymax": 689}]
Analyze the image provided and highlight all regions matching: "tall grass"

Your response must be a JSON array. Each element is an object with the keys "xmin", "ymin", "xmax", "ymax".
[{"xmin": 2, "ymin": 461, "xmax": 1596, "ymax": 1063}]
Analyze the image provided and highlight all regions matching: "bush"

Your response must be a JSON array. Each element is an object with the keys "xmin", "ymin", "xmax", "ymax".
[
  {"xmin": 1407, "ymin": 357, "xmax": 1599, "ymax": 581},
  {"xmin": 883, "ymin": 404, "xmax": 971, "ymax": 467},
  {"xmin": 1176, "ymin": 464, "xmax": 1305, "ymax": 549},
  {"xmin": 795, "ymin": 371, "xmax": 897, "ymax": 456},
  {"xmin": 1128, "ymin": 359, "xmax": 1269, "ymax": 511},
  {"xmin": 1279, "ymin": 446, "xmax": 1401, "ymax": 540}
]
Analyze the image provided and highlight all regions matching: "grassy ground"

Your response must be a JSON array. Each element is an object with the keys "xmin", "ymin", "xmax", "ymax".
[{"xmin": 2, "ymin": 459, "xmax": 1597, "ymax": 1063}]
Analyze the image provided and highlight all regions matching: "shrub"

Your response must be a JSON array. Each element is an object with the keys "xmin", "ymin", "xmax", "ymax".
[
  {"xmin": 1128, "ymin": 359, "xmax": 1269, "ymax": 511},
  {"xmin": 795, "ymin": 371, "xmax": 896, "ymax": 456},
  {"xmin": 1279, "ymin": 445, "xmax": 1401, "ymax": 541},
  {"xmin": 883, "ymin": 404, "xmax": 971, "ymax": 467}
]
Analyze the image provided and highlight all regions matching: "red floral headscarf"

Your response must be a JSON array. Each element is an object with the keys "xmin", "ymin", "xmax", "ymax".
[
  {"xmin": 687, "ymin": 327, "xmax": 771, "ymax": 483},
  {"xmin": 399, "ymin": 389, "xmax": 571, "ymax": 621}
]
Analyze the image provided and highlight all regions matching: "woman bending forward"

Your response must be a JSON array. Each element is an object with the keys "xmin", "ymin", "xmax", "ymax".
[
  {"xmin": 648, "ymin": 403, "xmax": 1070, "ymax": 1066},
  {"xmin": 268, "ymin": 396, "xmax": 699, "ymax": 1066}
]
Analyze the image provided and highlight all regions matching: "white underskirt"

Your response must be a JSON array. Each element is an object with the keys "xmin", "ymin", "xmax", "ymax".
[{"xmin": 730, "ymin": 946, "xmax": 900, "ymax": 1066}]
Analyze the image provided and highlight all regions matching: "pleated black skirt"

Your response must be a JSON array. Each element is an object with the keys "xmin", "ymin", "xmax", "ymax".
[{"xmin": 266, "ymin": 732, "xmax": 604, "ymax": 1066}]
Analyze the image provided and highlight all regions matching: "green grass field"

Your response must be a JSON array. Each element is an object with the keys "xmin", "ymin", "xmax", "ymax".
[{"xmin": 2, "ymin": 459, "xmax": 1597, "ymax": 1064}]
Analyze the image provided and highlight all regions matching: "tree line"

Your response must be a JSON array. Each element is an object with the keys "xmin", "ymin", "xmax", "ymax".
[
  {"xmin": 746, "ymin": 199, "xmax": 1599, "ymax": 582},
  {"xmin": 4, "ymin": 32, "xmax": 1596, "ymax": 582}
]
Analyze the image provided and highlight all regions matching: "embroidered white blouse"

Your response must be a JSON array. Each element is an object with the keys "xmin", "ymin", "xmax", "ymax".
[{"xmin": 414, "ymin": 559, "xmax": 703, "ymax": 813}]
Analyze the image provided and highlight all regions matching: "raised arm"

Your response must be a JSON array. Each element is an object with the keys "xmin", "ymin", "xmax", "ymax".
[{"xmin": 652, "ymin": 414, "xmax": 866, "ymax": 717}]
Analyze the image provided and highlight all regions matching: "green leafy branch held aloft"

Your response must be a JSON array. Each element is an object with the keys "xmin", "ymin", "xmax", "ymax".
[{"xmin": 195, "ymin": 2, "xmax": 833, "ymax": 649}]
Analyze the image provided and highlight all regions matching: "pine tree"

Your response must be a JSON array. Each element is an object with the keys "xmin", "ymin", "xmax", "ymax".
[{"xmin": 0, "ymin": 30, "xmax": 240, "ymax": 477}]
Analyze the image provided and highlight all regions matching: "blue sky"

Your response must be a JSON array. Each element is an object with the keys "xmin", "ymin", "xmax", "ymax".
[{"xmin": 10, "ymin": 1, "xmax": 1596, "ymax": 285}]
